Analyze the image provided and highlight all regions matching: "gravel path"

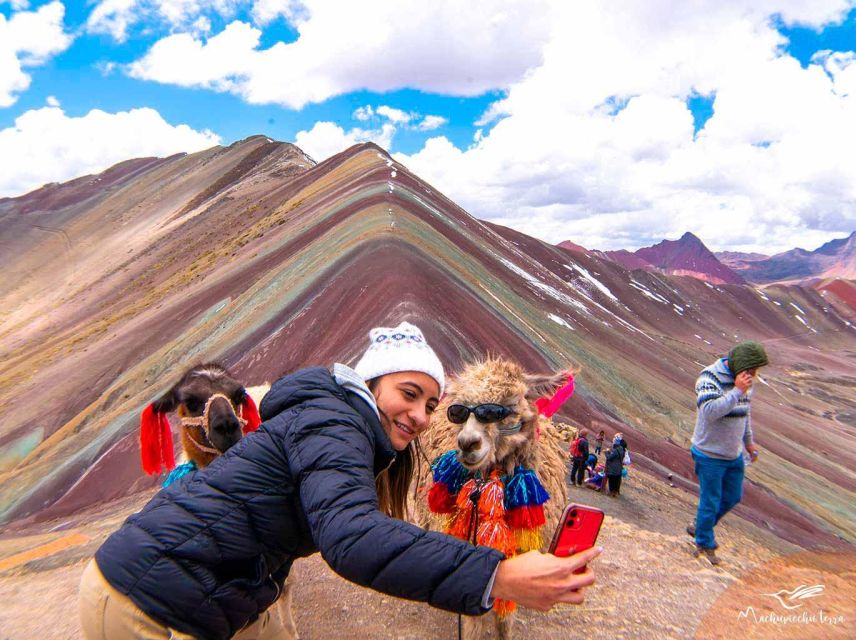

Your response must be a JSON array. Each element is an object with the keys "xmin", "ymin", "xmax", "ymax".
[{"xmin": 3, "ymin": 468, "xmax": 850, "ymax": 640}]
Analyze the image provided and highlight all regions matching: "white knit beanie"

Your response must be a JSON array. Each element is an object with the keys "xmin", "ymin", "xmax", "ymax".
[{"xmin": 354, "ymin": 321, "xmax": 445, "ymax": 395}]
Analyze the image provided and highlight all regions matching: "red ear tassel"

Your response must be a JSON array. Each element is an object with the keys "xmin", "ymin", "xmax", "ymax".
[
  {"xmin": 140, "ymin": 404, "xmax": 175, "ymax": 475},
  {"xmin": 535, "ymin": 373, "xmax": 575, "ymax": 417},
  {"xmin": 241, "ymin": 395, "xmax": 261, "ymax": 433}
]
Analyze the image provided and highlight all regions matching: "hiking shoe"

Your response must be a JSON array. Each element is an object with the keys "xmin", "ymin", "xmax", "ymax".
[
  {"xmin": 687, "ymin": 526, "xmax": 719, "ymax": 549},
  {"xmin": 694, "ymin": 545, "xmax": 721, "ymax": 565}
]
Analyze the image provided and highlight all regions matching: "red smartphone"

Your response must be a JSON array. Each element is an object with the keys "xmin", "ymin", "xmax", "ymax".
[{"xmin": 548, "ymin": 503, "xmax": 604, "ymax": 572}]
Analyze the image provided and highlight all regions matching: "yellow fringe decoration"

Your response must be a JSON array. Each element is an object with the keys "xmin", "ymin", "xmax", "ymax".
[{"xmin": 514, "ymin": 527, "xmax": 543, "ymax": 552}]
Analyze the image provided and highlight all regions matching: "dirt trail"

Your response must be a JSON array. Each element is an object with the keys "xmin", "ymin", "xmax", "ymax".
[{"xmin": 0, "ymin": 467, "xmax": 850, "ymax": 640}]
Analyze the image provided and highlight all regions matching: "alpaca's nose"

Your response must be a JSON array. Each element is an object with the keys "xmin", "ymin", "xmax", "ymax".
[
  {"xmin": 215, "ymin": 414, "xmax": 241, "ymax": 433},
  {"xmin": 457, "ymin": 432, "xmax": 482, "ymax": 453}
]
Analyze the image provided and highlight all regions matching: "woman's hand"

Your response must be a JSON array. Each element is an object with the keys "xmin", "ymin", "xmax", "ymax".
[{"xmin": 490, "ymin": 547, "xmax": 600, "ymax": 610}]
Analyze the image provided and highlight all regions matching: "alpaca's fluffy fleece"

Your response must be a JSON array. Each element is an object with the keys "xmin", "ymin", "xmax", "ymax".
[{"xmin": 410, "ymin": 358, "xmax": 574, "ymax": 640}]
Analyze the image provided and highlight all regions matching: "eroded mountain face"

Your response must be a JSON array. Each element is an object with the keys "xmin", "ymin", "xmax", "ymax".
[{"xmin": 1, "ymin": 138, "xmax": 854, "ymax": 550}]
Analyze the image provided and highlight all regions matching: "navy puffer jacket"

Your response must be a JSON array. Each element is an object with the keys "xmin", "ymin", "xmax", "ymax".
[
  {"xmin": 96, "ymin": 367, "xmax": 503, "ymax": 639},
  {"xmin": 605, "ymin": 444, "xmax": 625, "ymax": 476}
]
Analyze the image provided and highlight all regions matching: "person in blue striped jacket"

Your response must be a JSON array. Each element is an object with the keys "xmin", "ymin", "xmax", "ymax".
[{"xmin": 687, "ymin": 341, "xmax": 768, "ymax": 564}]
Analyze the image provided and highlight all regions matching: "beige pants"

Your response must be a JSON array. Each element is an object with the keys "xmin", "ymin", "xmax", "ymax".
[{"xmin": 78, "ymin": 559, "xmax": 290, "ymax": 639}]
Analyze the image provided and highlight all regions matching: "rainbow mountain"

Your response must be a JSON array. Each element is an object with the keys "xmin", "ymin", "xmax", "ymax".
[{"xmin": 1, "ymin": 137, "xmax": 854, "ymax": 550}]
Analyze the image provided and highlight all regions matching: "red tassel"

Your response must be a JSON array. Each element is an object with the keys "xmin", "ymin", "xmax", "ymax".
[
  {"xmin": 535, "ymin": 373, "xmax": 575, "ymax": 417},
  {"xmin": 506, "ymin": 504, "xmax": 546, "ymax": 529},
  {"xmin": 477, "ymin": 477, "xmax": 505, "ymax": 520},
  {"xmin": 241, "ymin": 395, "xmax": 261, "ymax": 433},
  {"xmin": 476, "ymin": 520, "xmax": 516, "ymax": 557},
  {"xmin": 447, "ymin": 507, "xmax": 473, "ymax": 539},
  {"xmin": 139, "ymin": 404, "xmax": 175, "ymax": 475},
  {"xmin": 455, "ymin": 479, "xmax": 478, "ymax": 510},
  {"xmin": 494, "ymin": 598, "xmax": 517, "ymax": 617},
  {"xmin": 428, "ymin": 483, "xmax": 456, "ymax": 513}
]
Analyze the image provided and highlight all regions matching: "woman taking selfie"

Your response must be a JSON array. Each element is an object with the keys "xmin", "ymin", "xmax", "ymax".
[{"xmin": 80, "ymin": 322, "xmax": 598, "ymax": 639}]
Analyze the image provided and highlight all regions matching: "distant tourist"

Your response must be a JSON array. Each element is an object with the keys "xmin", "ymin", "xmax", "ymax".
[
  {"xmin": 586, "ymin": 452, "xmax": 598, "ymax": 475},
  {"xmin": 570, "ymin": 429, "xmax": 590, "ymax": 487},
  {"xmin": 688, "ymin": 341, "xmax": 767, "ymax": 565},
  {"xmin": 604, "ymin": 435, "xmax": 626, "ymax": 497},
  {"xmin": 585, "ymin": 463, "xmax": 605, "ymax": 491},
  {"xmin": 594, "ymin": 429, "xmax": 605, "ymax": 454}
]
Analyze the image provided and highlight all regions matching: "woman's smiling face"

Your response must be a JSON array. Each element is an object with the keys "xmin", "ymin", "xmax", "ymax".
[{"xmin": 372, "ymin": 372, "xmax": 440, "ymax": 450}]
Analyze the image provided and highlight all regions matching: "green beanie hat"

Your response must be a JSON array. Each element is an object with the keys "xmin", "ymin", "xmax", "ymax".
[{"xmin": 727, "ymin": 341, "xmax": 769, "ymax": 375}]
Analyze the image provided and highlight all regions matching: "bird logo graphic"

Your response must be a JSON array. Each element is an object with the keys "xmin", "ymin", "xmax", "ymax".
[{"xmin": 762, "ymin": 584, "xmax": 825, "ymax": 610}]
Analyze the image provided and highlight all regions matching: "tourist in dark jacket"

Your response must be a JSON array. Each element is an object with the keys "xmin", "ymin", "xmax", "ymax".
[
  {"xmin": 605, "ymin": 435, "xmax": 625, "ymax": 497},
  {"xmin": 570, "ymin": 429, "xmax": 590, "ymax": 486},
  {"xmin": 79, "ymin": 322, "xmax": 599, "ymax": 639}
]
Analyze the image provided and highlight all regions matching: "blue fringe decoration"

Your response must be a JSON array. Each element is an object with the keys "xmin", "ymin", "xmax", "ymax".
[
  {"xmin": 431, "ymin": 450, "xmax": 469, "ymax": 494},
  {"xmin": 162, "ymin": 461, "xmax": 197, "ymax": 488},
  {"xmin": 505, "ymin": 465, "xmax": 550, "ymax": 509}
]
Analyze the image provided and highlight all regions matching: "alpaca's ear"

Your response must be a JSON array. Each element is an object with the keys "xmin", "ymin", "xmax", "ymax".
[
  {"xmin": 526, "ymin": 370, "xmax": 577, "ymax": 418},
  {"xmin": 524, "ymin": 371, "xmax": 569, "ymax": 401},
  {"xmin": 151, "ymin": 387, "xmax": 178, "ymax": 414}
]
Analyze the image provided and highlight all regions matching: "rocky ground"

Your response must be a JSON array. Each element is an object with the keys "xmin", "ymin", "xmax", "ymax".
[{"xmin": 0, "ymin": 466, "xmax": 851, "ymax": 640}]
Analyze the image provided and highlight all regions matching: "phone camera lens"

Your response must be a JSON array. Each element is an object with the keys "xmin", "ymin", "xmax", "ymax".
[{"xmin": 570, "ymin": 510, "xmax": 578, "ymax": 518}]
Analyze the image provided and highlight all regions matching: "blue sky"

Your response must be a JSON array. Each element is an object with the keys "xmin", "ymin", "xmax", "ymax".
[
  {"xmin": 0, "ymin": 1, "xmax": 503, "ymax": 153},
  {"xmin": 1, "ymin": 1, "xmax": 855, "ymax": 253}
]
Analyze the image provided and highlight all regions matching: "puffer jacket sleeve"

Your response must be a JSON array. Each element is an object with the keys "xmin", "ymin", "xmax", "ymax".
[{"xmin": 285, "ymin": 405, "xmax": 504, "ymax": 615}]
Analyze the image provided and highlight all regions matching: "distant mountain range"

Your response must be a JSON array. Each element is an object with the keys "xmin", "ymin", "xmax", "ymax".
[
  {"xmin": 560, "ymin": 232, "xmax": 744, "ymax": 284},
  {"xmin": 558, "ymin": 231, "xmax": 856, "ymax": 286},
  {"xmin": 717, "ymin": 232, "xmax": 856, "ymax": 283}
]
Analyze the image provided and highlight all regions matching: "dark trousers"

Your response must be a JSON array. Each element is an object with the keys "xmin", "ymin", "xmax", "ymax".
[
  {"xmin": 692, "ymin": 450, "xmax": 744, "ymax": 549},
  {"xmin": 570, "ymin": 457, "xmax": 586, "ymax": 485},
  {"xmin": 607, "ymin": 475, "xmax": 622, "ymax": 494}
]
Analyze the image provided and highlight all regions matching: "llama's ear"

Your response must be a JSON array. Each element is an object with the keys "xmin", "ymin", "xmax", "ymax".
[
  {"xmin": 151, "ymin": 388, "xmax": 178, "ymax": 414},
  {"xmin": 526, "ymin": 371, "xmax": 577, "ymax": 418},
  {"xmin": 140, "ymin": 403, "xmax": 176, "ymax": 475},
  {"xmin": 524, "ymin": 371, "xmax": 569, "ymax": 401},
  {"xmin": 240, "ymin": 393, "xmax": 261, "ymax": 433}
]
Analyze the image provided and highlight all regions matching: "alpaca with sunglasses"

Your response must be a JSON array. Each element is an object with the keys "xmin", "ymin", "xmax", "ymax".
[
  {"xmin": 80, "ymin": 325, "xmax": 596, "ymax": 640},
  {"xmin": 415, "ymin": 357, "xmax": 577, "ymax": 640}
]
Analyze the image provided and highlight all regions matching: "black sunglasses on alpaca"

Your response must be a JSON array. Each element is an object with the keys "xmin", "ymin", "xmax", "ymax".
[{"xmin": 447, "ymin": 404, "xmax": 517, "ymax": 424}]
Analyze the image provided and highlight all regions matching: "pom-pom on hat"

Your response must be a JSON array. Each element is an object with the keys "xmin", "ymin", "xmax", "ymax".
[{"xmin": 354, "ymin": 321, "xmax": 445, "ymax": 395}]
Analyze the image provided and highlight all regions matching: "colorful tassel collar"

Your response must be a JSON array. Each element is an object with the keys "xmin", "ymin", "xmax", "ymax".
[
  {"xmin": 428, "ymin": 450, "xmax": 550, "ymax": 617},
  {"xmin": 162, "ymin": 460, "xmax": 197, "ymax": 488}
]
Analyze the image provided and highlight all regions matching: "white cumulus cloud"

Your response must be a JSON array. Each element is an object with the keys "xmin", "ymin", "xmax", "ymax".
[
  {"xmin": 87, "ymin": 0, "xmax": 243, "ymax": 41},
  {"xmin": 0, "ymin": 106, "xmax": 220, "ymax": 197},
  {"xmin": 124, "ymin": 0, "xmax": 552, "ymax": 108},
  {"xmin": 394, "ymin": 0, "xmax": 856, "ymax": 254},
  {"xmin": 416, "ymin": 115, "xmax": 448, "ymax": 131},
  {"xmin": 0, "ymin": 1, "xmax": 72, "ymax": 107},
  {"xmin": 375, "ymin": 105, "xmax": 412, "ymax": 124},
  {"xmin": 299, "ymin": 103, "xmax": 449, "ymax": 159},
  {"xmin": 294, "ymin": 120, "xmax": 394, "ymax": 163}
]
